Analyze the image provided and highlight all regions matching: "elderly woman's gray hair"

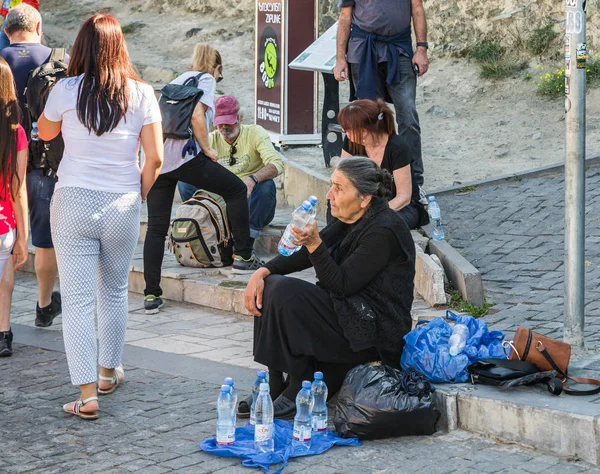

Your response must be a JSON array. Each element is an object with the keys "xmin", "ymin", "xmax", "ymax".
[
  {"xmin": 336, "ymin": 156, "xmax": 393, "ymax": 201},
  {"xmin": 4, "ymin": 3, "xmax": 42, "ymax": 35}
]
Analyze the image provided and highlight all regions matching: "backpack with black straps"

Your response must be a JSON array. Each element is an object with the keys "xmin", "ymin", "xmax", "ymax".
[
  {"xmin": 158, "ymin": 72, "xmax": 207, "ymax": 140},
  {"xmin": 169, "ymin": 190, "xmax": 233, "ymax": 268},
  {"xmin": 24, "ymin": 48, "xmax": 68, "ymax": 176}
]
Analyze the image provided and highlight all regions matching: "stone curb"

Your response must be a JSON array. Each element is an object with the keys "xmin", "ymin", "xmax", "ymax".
[
  {"xmin": 429, "ymin": 239, "xmax": 485, "ymax": 307},
  {"xmin": 434, "ymin": 384, "xmax": 600, "ymax": 466},
  {"xmin": 429, "ymin": 154, "xmax": 600, "ymax": 197}
]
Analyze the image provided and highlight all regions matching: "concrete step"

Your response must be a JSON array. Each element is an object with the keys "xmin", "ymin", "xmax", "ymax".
[{"xmin": 434, "ymin": 359, "xmax": 600, "ymax": 466}]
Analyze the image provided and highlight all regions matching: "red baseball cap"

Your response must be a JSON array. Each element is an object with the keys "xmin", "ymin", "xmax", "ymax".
[{"xmin": 213, "ymin": 95, "xmax": 240, "ymax": 126}]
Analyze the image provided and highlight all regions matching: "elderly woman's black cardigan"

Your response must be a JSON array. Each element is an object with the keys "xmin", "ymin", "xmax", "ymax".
[{"xmin": 264, "ymin": 198, "xmax": 416, "ymax": 358}]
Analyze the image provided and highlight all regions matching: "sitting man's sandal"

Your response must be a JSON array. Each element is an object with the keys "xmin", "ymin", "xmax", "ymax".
[
  {"xmin": 63, "ymin": 396, "xmax": 99, "ymax": 420},
  {"xmin": 98, "ymin": 366, "xmax": 124, "ymax": 395}
]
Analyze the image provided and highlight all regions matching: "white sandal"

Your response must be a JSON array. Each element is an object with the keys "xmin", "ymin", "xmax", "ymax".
[
  {"xmin": 63, "ymin": 396, "xmax": 99, "ymax": 420},
  {"xmin": 98, "ymin": 366, "xmax": 124, "ymax": 395}
]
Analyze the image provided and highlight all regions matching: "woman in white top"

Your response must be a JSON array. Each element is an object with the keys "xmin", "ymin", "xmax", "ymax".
[
  {"xmin": 142, "ymin": 44, "xmax": 263, "ymax": 315},
  {"xmin": 38, "ymin": 13, "xmax": 163, "ymax": 420}
]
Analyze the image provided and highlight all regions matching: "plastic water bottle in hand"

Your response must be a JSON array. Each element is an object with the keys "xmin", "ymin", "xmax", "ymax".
[
  {"xmin": 308, "ymin": 195, "xmax": 318, "ymax": 221},
  {"xmin": 428, "ymin": 196, "xmax": 445, "ymax": 241},
  {"xmin": 311, "ymin": 371, "xmax": 328, "ymax": 434},
  {"xmin": 31, "ymin": 122, "xmax": 40, "ymax": 142},
  {"xmin": 254, "ymin": 383, "xmax": 274, "ymax": 453},
  {"xmin": 292, "ymin": 381, "xmax": 315, "ymax": 452},
  {"xmin": 293, "ymin": 195, "xmax": 318, "ymax": 253},
  {"xmin": 449, "ymin": 324, "xmax": 469, "ymax": 356},
  {"xmin": 224, "ymin": 377, "xmax": 238, "ymax": 422},
  {"xmin": 278, "ymin": 200, "xmax": 313, "ymax": 256},
  {"xmin": 216, "ymin": 385, "xmax": 236, "ymax": 446},
  {"xmin": 250, "ymin": 370, "xmax": 268, "ymax": 425}
]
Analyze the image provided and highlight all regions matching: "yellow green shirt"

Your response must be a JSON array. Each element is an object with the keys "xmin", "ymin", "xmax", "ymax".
[{"xmin": 209, "ymin": 124, "xmax": 284, "ymax": 181}]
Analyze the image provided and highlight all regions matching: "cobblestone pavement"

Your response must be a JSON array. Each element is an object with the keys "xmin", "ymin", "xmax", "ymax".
[
  {"xmin": 440, "ymin": 167, "xmax": 600, "ymax": 345},
  {"xmin": 2, "ymin": 344, "xmax": 598, "ymax": 474}
]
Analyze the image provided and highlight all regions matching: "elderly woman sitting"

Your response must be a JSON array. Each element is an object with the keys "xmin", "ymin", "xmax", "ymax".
[{"xmin": 242, "ymin": 157, "xmax": 416, "ymax": 419}]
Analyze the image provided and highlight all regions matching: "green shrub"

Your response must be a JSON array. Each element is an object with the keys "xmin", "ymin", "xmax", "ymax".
[
  {"xmin": 121, "ymin": 22, "xmax": 145, "ymax": 35},
  {"xmin": 533, "ymin": 57, "xmax": 600, "ymax": 99},
  {"xmin": 480, "ymin": 61, "xmax": 522, "ymax": 79},
  {"xmin": 527, "ymin": 24, "xmax": 559, "ymax": 56},
  {"xmin": 469, "ymin": 40, "xmax": 505, "ymax": 63}
]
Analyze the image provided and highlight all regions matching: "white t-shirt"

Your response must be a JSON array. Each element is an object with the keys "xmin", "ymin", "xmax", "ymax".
[
  {"xmin": 44, "ymin": 75, "xmax": 162, "ymax": 193},
  {"xmin": 161, "ymin": 71, "xmax": 216, "ymax": 175}
]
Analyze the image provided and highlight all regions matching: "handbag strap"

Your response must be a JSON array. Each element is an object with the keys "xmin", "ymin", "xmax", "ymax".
[{"xmin": 536, "ymin": 343, "xmax": 600, "ymax": 396}]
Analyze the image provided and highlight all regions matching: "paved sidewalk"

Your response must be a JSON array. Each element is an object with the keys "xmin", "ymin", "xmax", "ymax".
[
  {"xmin": 2, "ymin": 343, "xmax": 598, "ymax": 474},
  {"xmin": 439, "ymin": 167, "xmax": 600, "ymax": 346}
]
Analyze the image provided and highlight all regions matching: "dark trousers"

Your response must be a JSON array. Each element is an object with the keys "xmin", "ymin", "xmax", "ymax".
[
  {"xmin": 254, "ymin": 275, "xmax": 379, "ymax": 377},
  {"xmin": 350, "ymin": 55, "xmax": 424, "ymax": 187},
  {"xmin": 143, "ymin": 154, "xmax": 252, "ymax": 296},
  {"xmin": 178, "ymin": 179, "xmax": 277, "ymax": 239}
]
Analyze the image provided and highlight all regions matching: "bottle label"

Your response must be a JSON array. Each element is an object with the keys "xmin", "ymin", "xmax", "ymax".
[
  {"xmin": 255, "ymin": 423, "xmax": 272, "ymax": 442},
  {"xmin": 312, "ymin": 418, "xmax": 327, "ymax": 432},
  {"xmin": 216, "ymin": 430, "xmax": 235, "ymax": 446},
  {"xmin": 293, "ymin": 425, "xmax": 312, "ymax": 442}
]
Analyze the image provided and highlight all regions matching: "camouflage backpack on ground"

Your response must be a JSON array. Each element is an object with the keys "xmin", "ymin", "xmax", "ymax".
[{"xmin": 169, "ymin": 190, "xmax": 233, "ymax": 268}]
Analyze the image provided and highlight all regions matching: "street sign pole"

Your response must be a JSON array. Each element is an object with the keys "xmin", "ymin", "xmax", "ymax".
[{"xmin": 563, "ymin": 0, "xmax": 586, "ymax": 348}]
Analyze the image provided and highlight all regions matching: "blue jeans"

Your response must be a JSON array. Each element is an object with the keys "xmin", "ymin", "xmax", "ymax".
[
  {"xmin": 350, "ymin": 54, "xmax": 423, "ymax": 187},
  {"xmin": 27, "ymin": 169, "xmax": 57, "ymax": 248},
  {"xmin": 178, "ymin": 179, "xmax": 277, "ymax": 239}
]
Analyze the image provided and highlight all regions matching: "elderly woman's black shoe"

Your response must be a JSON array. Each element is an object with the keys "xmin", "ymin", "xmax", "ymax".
[{"xmin": 273, "ymin": 394, "xmax": 296, "ymax": 419}]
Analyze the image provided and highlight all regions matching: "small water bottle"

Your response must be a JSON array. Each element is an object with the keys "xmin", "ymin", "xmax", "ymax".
[
  {"xmin": 292, "ymin": 381, "xmax": 314, "ymax": 452},
  {"xmin": 224, "ymin": 377, "xmax": 238, "ymax": 422},
  {"xmin": 250, "ymin": 370, "xmax": 268, "ymax": 426},
  {"xmin": 216, "ymin": 385, "xmax": 236, "ymax": 446},
  {"xmin": 449, "ymin": 324, "xmax": 469, "ymax": 356},
  {"xmin": 31, "ymin": 122, "xmax": 40, "ymax": 142},
  {"xmin": 278, "ymin": 200, "xmax": 312, "ymax": 256},
  {"xmin": 254, "ymin": 383, "xmax": 274, "ymax": 453},
  {"xmin": 428, "ymin": 196, "xmax": 445, "ymax": 241},
  {"xmin": 311, "ymin": 372, "xmax": 328, "ymax": 434}
]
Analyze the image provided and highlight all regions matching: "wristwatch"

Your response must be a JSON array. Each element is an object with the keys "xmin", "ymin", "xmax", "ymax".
[
  {"xmin": 416, "ymin": 42, "xmax": 429, "ymax": 49},
  {"xmin": 249, "ymin": 174, "xmax": 259, "ymax": 184}
]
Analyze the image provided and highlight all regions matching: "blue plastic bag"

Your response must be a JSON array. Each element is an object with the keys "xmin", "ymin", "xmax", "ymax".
[
  {"xmin": 200, "ymin": 419, "xmax": 361, "ymax": 474},
  {"xmin": 401, "ymin": 311, "xmax": 506, "ymax": 383}
]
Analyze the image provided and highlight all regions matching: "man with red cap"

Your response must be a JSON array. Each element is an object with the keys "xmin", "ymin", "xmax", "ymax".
[{"xmin": 178, "ymin": 95, "xmax": 283, "ymax": 244}]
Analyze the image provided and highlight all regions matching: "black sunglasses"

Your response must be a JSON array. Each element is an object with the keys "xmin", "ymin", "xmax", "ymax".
[
  {"xmin": 217, "ymin": 69, "xmax": 224, "ymax": 83},
  {"xmin": 229, "ymin": 144, "xmax": 237, "ymax": 166}
]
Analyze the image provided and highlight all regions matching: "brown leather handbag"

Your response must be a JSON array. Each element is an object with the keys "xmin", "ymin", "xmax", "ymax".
[
  {"xmin": 509, "ymin": 327, "xmax": 571, "ymax": 374},
  {"xmin": 508, "ymin": 326, "xmax": 600, "ymax": 396}
]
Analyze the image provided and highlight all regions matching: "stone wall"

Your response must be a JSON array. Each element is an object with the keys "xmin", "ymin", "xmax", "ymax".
[{"xmin": 145, "ymin": 0, "xmax": 600, "ymax": 54}]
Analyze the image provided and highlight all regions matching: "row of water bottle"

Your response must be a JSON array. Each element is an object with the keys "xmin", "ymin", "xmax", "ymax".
[
  {"xmin": 278, "ymin": 195, "xmax": 318, "ymax": 256},
  {"xmin": 216, "ymin": 370, "xmax": 329, "ymax": 453}
]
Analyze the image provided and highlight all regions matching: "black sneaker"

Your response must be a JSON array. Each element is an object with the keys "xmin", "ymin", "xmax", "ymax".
[
  {"xmin": 144, "ymin": 295, "xmax": 164, "ymax": 315},
  {"xmin": 0, "ymin": 329, "xmax": 13, "ymax": 357},
  {"xmin": 231, "ymin": 253, "xmax": 265, "ymax": 274},
  {"xmin": 35, "ymin": 291, "xmax": 62, "ymax": 328}
]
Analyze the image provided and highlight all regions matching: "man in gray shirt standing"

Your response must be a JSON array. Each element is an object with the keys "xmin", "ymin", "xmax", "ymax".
[{"xmin": 334, "ymin": 0, "xmax": 428, "ymax": 190}]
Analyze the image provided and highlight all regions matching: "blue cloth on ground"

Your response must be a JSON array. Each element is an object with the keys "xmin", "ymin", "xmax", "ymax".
[
  {"xmin": 200, "ymin": 419, "xmax": 361, "ymax": 474},
  {"xmin": 401, "ymin": 311, "xmax": 506, "ymax": 383}
]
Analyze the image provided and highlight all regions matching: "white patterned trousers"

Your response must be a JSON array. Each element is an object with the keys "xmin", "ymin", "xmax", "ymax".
[{"xmin": 50, "ymin": 187, "xmax": 141, "ymax": 386}]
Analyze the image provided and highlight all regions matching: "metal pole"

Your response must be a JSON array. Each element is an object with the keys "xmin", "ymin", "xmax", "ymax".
[{"xmin": 564, "ymin": 0, "xmax": 586, "ymax": 348}]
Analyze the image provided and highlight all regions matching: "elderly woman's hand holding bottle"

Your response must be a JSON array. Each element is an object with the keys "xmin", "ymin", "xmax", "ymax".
[{"xmin": 289, "ymin": 221, "xmax": 321, "ymax": 253}]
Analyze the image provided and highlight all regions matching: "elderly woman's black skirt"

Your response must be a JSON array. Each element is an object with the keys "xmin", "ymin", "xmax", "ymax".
[{"xmin": 253, "ymin": 275, "xmax": 380, "ymax": 377}]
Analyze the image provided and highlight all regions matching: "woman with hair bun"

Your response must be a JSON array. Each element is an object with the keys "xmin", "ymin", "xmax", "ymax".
[
  {"xmin": 242, "ymin": 157, "xmax": 415, "ymax": 419},
  {"xmin": 337, "ymin": 98, "xmax": 427, "ymax": 229}
]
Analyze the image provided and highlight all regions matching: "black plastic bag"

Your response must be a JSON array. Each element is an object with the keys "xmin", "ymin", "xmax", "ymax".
[{"xmin": 334, "ymin": 364, "xmax": 441, "ymax": 440}]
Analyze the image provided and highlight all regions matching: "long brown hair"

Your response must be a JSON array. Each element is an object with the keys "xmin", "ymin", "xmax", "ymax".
[
  {"xmin": 0, "ymin": 57, "xmax": 21, "ymax": 200},
  {"xmin": 338, "ymin": 99, "xmax": 396, "ymax": 155},
  {"xmin": 68, "ymin": 13, "xmax": 139, "ymax": 136}
]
